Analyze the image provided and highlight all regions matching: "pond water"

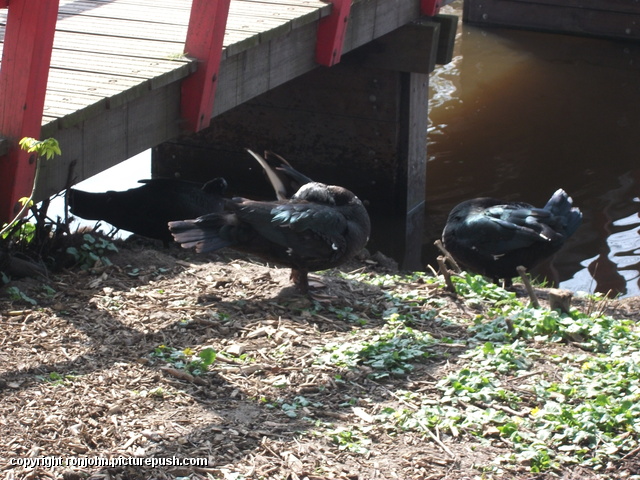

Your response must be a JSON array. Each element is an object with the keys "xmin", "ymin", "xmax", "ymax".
[{"xmin": 425, "ymin": 1, "xmax": 640, "ymax": 297}]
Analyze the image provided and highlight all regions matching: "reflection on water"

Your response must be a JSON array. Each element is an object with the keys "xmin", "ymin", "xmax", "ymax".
[{"xmin": 426, "ymin": 1, "xmax": 640, "ymax": 297}]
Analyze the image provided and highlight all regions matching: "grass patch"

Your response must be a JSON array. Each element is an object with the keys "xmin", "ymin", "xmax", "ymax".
[{"xmin": 324, "ymin": 271, "xmax": 640, "ymax": 474}]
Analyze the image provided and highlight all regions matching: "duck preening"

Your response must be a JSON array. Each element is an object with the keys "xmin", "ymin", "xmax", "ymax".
[
  {"xmin": 246, "ymin": 149, "xmax": 313, "ymax": 200},
  {"xmin": 169, "ymin": 155, "xmax": 371, "ymax": 292},
  {"xmin": 68, "ymin": 178, "xmax": 227, "ymax": 243},
  {"xmin": 442, "ymin": 188, "xmax": 582, "ymax": 286}
]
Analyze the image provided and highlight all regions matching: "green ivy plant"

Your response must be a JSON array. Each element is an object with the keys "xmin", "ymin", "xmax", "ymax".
[{"xmin": 0, "ymin": 137, "xmax": 61, "ymax": 241}]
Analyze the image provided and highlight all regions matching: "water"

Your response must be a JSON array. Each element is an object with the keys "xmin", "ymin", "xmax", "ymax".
[{"xmin": 426, "ymin": 1, "xmax": 640, "ymax": 297}]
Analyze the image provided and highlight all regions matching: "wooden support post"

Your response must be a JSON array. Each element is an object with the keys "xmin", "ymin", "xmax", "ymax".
[
  {"xmin": 0, "ymin": 0, "xmax": 59, "ymax": 223},
  {"xmin": 316, "ymin": 0, "xmax": 352, "ymax": 66},
  {"xmin": 180, "ymin": 0, "xmax": 232, "ymax": 133}
]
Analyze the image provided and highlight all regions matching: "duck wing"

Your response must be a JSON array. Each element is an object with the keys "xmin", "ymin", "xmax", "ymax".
[{"xmin": 464, "ymin": 203, "xmax": 555, "ymax": 256}]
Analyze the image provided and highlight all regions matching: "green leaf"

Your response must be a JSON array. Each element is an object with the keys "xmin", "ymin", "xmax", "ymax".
[{"xmin": 199, "ymin": 348, "xmax": 217, "ymax": 366}]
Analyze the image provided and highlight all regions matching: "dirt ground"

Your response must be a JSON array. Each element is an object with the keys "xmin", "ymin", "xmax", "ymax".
[{"xmin": 1, "ymin": 239, "xmax": 639, "ymax": 480}]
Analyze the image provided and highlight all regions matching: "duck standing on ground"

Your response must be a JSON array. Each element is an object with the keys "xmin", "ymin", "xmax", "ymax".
[
  {"xmin": 442, "ymin": 188, "xmax": 582, "ymax": 286},
  {"xmin": 169, "ymin": 152, "xmax": 370, "ymax": 292}
]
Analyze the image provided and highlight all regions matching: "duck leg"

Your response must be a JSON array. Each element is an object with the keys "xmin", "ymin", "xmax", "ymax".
[{"xmin": 290, "ymin": 268, "xmax": 309, "ymax": 293}]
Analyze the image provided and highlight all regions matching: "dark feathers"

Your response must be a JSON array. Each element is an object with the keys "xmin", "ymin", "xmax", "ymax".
[
  {"xmin": 68, "ymin": 178, "xmax": 227, "ymax": 243},
  {"xmin": 442, "ymin": 188, "xmax": 582, "ymax": 285},
  {"xmin": 246, "ymin": 149, "xmax": 314, "ymax": 200},
  {"xmin": 169, "ymin": 156, "xmax": 371, "ymax": 292}
]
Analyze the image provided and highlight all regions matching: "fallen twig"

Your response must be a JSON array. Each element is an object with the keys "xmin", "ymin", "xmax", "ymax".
[
  {"xmin": 437, "ymin": 256, "xmax": 456, "ymax": 294},
  {"xmin": 434, "ymin": 239, "xmax": 461, "ymax": 272},
  {"xmin": 517, "ymin": 265, "xmax": 540, "ymax": 308}
]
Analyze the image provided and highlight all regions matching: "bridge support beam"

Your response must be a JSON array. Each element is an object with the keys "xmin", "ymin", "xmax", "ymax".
[
  {"xmin": 180, "ymin": 0, "xmax": 232, "ymax": 133},
  {"xmin": 316, "ymin": 0, "xmax": 352, "ymax": 66},
  {"xmin": 154, "ymin": 17, "xmax": 457, "ymax": 270},
  {"xmin": 0, "ymin": 0, "xmax": 59, "ymax": 222}
]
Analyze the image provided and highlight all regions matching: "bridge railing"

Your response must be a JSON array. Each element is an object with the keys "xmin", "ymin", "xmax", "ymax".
[{"xmin": 0, "ymin": 0, "xmax": 59, "ymax": 222}]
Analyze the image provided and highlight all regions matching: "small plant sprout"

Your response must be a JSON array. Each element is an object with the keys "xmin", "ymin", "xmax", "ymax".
[
  {"xmin": 150, "ymin": 345, "xmax": 217, "ymax": 376},
  {"xmin": 0, "ymin": 137, "xmax": 61, "ymax": 239},
  {"xmin": 65, "ymin": 234, "xmax": 118, "ymax": 270}
]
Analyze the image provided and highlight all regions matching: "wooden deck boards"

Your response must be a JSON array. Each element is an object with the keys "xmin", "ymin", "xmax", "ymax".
[{"xmin": 1, "ymin": 0, "xmax": 332, "ymax": 129}]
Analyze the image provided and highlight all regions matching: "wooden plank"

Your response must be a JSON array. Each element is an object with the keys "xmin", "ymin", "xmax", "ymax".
[
  {"xmin": 49, "ymin": 31, "xmax": 189, "ymax": 60},
  {"xmin": 128, "ymin": 82, "xmax": 183, "ymax": 154},
  {"xmin": 463, "ymin": 0, "xmax": 640, "ymax": 41},
  {"xmin": 266, "ymin": 21, "xmax": 320, "ymax": 92},
  {"xmin": 432, "ymin": 13, "xmax": 458, "ymax": 65},
  {"xmin": 50, "ymin": 11, "xmax": 320, "ymax": 56},
  {"xmin": 55, "ymin": 15, "xmax": 188, "ymax": 42},
  {"xmin": 343, "ymin": 0, "xmax": 423, "ymax": 52},
  {"xmin": 341, "ymin": 0, "xmax": 376, "ymax": 52},
  {"xmin": 511, "ymin": 0, "xmax": 640, "ymax": 15},
  {"xmin": 46, "ymin": 69, "xmax": 146, "ymax": 98},
  {"xmin": 400, "ymin": 71, "xmax": 430, "ymax": 269},
  {"xmin": 50, "ymin": 50, "xmax": 192, "ymax": 79},
  {"xmin": 42, "ymin": 91, "xmax": 108, "ymax": 128},
  {"xmin": 55, "ymin": 3, "xmax": 326, "ymax": 42},
  {"xmin": 58, "ymin": 1, "xmax": 191, "ymax": 24},
  {"xmin": 352, "ymin": 20, "xmax": 441, "ymax": 74},
  {"xmin": 36, "ymin": 82, "xmax": 182, "ymax": 200},
  {"xmin": 213, "ymin": 41, "xmax": 270, "ymax": 115}
]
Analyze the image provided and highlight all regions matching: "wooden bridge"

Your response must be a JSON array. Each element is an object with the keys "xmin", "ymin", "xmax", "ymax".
[{"xmin": 1, "ymin": 0, "xmax": 458, "ymax": 268}]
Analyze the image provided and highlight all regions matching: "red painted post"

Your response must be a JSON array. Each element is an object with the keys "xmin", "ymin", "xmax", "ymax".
[
  {"xmin": 0, "ymin": 0, "xmax": 60, "ymax": 223},
  {"xmin": 180, "ymin": 0, "xmax": 232, "ymax": 133},
  {"xmin": 421, "ymin": 0, "xmax": 442, "ymax": 16},
  {"xmin": 315, "ymin": 0, "xmax": 352, "ymax": 66}
]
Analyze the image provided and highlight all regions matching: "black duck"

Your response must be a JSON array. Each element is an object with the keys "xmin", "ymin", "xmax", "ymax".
[
  {"xmin": 442, "ymin": 188, "xmax": 582, "ymax": 286},
  {"xmin": 169, "ymin": 178, "xmax": 371, "ymax": 292}
]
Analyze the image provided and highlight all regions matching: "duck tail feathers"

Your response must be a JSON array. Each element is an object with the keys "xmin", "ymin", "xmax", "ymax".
[
  {"xmin": 168, "ymin": 217, "xmax": 232, "ymax": 253},
  {"xmin": 545, "ymin": 188, "xmax": 583, "ymax": 237}
]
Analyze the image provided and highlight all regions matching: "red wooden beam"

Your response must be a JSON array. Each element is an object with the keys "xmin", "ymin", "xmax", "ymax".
[
  {"xmin": 0, "ymin": 0, "xmax": 60, "ymax": 222},
  {"xmin": 421, "ymin": 0, "xmax": 443, "ymax": 16},
  {"xmin": 316, "ymin": 0, "xmax": 352, "ymax": 66},
  {"xmin": 180, "ymin": 0, "xmax": 231, "ymax": 133}
]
